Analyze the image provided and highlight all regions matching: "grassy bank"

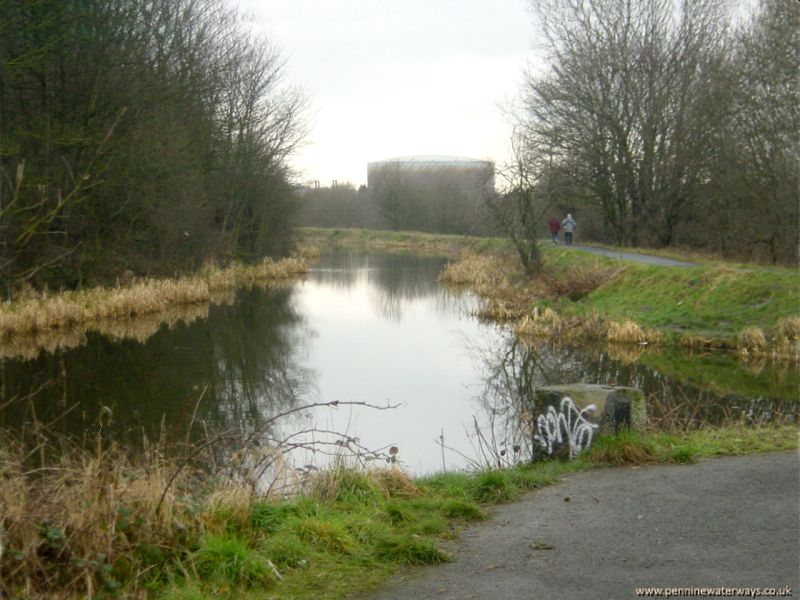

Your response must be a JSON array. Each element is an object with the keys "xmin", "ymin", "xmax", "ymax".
[
  {"xmin": 300, "ymin": 228, "xmax": 799, "ymax": 356},
  {"xmin": 0, "ymin": 424, "xmax": 794, "ymax": 599},
  {"xmin": 299, "ymin": 227, "xmax": 510, "ymax": 258},
  {"xmin": 0, "ymin": 257, "xmax": 309, "ymax": 359}
]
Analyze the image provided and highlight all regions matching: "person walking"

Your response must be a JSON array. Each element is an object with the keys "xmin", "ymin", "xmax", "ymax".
[
  {"xmin": 548, "ymin": 217, "xmax": 561, "ymax": 244},
  {"xmin": 562, "ymin": 213, "xmax": 576, "ymax": 245}
]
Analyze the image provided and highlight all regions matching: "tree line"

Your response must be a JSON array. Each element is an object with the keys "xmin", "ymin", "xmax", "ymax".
[
  {"xmin": 512, "ymin": 0, "xmax": 797, "ymax": 264},
  {"xmin": 297, "ymin": 167, "xmax": 498, "ymax": 237},
  {"xmin": 0, "ymin": 0, "xmax": 305, "ymax": 296},
  {"xmin": 300, "ymin": 0, "xmax": 796, "ymax": 265}
]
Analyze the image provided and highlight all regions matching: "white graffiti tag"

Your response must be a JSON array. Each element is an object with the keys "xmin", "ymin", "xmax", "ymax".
[{"xmin": 534, "ymin": 397, "xmax": 599, "ymax": 459}]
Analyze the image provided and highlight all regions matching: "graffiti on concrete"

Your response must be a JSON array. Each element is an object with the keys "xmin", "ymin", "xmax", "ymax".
[{"xmin": 534, "ymin": 397, "xmax": 598, "ymax": 459}]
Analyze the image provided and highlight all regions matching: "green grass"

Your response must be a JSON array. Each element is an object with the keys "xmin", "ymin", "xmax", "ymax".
[
  {"xmin": 0, "ymin": 420, "xmax": 760, "ymax": 600},
  {"xmin": 561, "ymin": 262, "xmax": 798, "ymax": 338},
  {"xmin": 543, "ymin": 243, "xmax": 798, "ymax": 342},
  {"xmin": 300, "ymin": 227, "xmax": 513, "ymax": 258},
  {"xmin": 149, "ymin": 424, "xmax": 795, "ymax": 599}
]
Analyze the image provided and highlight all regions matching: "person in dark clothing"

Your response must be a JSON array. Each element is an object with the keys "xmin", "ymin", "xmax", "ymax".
[{"xmin": 548, "ymin": 217, "xmax": 561, "ymax": 244}]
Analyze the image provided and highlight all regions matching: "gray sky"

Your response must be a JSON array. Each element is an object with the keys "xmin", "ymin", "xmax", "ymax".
[{"xmin": 238, "ymin": 0, "xmax": 536, "ymax": 186}]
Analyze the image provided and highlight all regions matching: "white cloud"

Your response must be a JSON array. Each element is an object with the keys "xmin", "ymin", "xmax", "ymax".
[{"xmin": 239, "ymin": 0, "xmax": 535, "ymax": 185}]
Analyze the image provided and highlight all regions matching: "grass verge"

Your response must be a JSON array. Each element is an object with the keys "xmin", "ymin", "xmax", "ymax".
[{"xmin": 0, "ymin": 424, "xmax": 794, "ymax": 599}]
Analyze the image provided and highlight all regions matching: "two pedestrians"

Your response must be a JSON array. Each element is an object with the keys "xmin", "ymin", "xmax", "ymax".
[{"xmin": 549, "ymin": 214, "xmax": 577, "ymax": 245}]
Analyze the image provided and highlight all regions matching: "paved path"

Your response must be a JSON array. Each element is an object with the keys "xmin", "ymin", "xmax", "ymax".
[
  {"xmin": 362, "ymin": 452, "xmax": 799, "ymax": 600},
  {"xmin": 568, "ymin": 244, "xmax": 697, "ymax": 267}
]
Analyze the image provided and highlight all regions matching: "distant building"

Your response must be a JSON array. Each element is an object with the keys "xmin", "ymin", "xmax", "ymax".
[{"xmin": 367, "ymin": 155, "xmax": 494, "ymax": 193}]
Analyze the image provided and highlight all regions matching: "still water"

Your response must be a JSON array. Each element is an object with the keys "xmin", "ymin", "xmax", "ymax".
[{"xmin": 0, "ymin": 252, "xmax": 795, "ymax": 474}]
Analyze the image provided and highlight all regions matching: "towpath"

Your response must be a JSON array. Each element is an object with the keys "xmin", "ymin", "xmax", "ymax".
[
  {"xmin": 361, "ymin": 452, "xmax": 799, "ymax": 600},
  {"xmin": 568, "ymin": 244, "xmax": 697, "ymax": 267}
]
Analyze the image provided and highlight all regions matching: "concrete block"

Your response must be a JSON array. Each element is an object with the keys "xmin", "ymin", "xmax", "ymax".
[{"xmin": 531, "ymin": 384, "xmax": 646, "ymax": 459}]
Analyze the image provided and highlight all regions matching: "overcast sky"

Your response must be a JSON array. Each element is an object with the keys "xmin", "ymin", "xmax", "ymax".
[{"xmin": 238, "ymin": 0, "xmax": 536, "ymax": 186}]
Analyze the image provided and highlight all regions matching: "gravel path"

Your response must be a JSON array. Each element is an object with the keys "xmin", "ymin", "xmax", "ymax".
[
  {"xmin": 361, "ymin": 452, "xmax": 799, "ymax": 600},
  {"xmin": 568, "ymin": 244, "xmax": 698, "ymax": 267}
]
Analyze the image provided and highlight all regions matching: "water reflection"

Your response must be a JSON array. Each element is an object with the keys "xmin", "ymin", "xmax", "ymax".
[
  {"xmin": 473, "ymin": 333, "xmax": 797, "ymax": 464},
  {"xmin": 306, "ymin": 252, "xmax": 475, "ymax": 322},
  {"xmin": 0, "ymin": 286, "xmax": 312, "ymax": 445},
  {"xmin": 0, "ymin": 251, "xmax": 795, "ymax": 476}
]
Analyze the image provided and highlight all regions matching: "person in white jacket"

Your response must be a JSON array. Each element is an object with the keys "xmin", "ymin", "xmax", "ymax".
[{"xmin": 562, "ymin": 213, "xmax": 576, "ymax": 245}]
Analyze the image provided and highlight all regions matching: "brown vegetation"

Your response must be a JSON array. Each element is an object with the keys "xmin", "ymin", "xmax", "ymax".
[
  {"xmin": 539, "ymin": 264, "xmax": 616, "ymax": 301},
  {"xmin": 0, "ymin": 257, "xmax": 308, "ymax": 358},
  {"xmin": 441, "ymin": 253, "xmax": 664, "ymax": 349}
]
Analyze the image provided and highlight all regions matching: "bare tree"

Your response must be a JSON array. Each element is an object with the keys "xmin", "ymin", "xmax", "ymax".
[
  {"xmin": 0, "ymin": 0, "xmax": 307, "ymax": 294},
  {"xmin": 522, "ymin": 0, "xmax": 730, "ymax": 248},
  {"xmin": 486, "ymin": 131, "xmax": 548, "ymax": 275}
]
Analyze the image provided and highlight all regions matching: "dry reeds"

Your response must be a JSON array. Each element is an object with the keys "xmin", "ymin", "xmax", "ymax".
[
  {"xmin": 515, "ymin": 306, "xmax": 562, "ymax": 338},
  {"xmin": 777, "ymin": 316, "xmax": 800, "ymax": 342},
  {"xmin": 0, "ymin": 433, "xmax": 202, "ymax": 597},
  {"xmin": 370, "ymin": 468, "xmax": 420, "ymax": 499},
  {"xmin": 607, "ymin": 320, "xmax": 662, "ymax": 345},
  {"xmin": 438, "ymin": 253, "xmax": 505, "ymax": 292},
  {"xmin": 736, "ymin": 326, "xmax": 768, "ymax": 357},
  {"xmin": 0, "ymin": 257, "xmax": 307, "ymax": 358},
  {"xmin": 775, "ymin": 316, "xmax": 800, "ymax": 358},
  {"xmin": 540, "ymin": 264, "xmax": 615, "ymax": 301}
]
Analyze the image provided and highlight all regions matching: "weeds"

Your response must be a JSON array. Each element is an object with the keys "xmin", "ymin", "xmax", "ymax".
[
  {"xmin": 585, "ymin": 432, "xmax": 659, "ymax": 465},
  {"xmin": 1, "ymin": 417, "xmax": 793, "ymax": 599},
  {"xmin": 737, "ymin": 326, "xmax": 768, "ymax": 357},
  {"xmin": 0, "ymin": 257, "xmax": 308, "ymax": 358},
  {"xmin": 540, "ymin": 263, "xmax": 615, "ymax": 300}
]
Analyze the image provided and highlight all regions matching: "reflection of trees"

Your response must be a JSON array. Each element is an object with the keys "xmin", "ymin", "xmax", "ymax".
[
  {"xmin": 0, "ymin": 286, "xmax": 313, "ymax": 446},
  {"xmin": 309, "ymin": 252, "xmax": 471, "ymax": 322},
  {"xmin": 475, "ymin": 334, "xmax": 796, "ymax": 449}
]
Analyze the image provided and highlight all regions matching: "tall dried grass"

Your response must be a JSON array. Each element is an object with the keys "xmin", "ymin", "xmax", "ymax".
[
  {"xmin": 515, "ymin": 306, "xmax": 562, "ymax": 338},
  {"xmin": 438, "ymin": 253, "xmax": 505, "ymax": 292},
  {"xmin": 607, "ymin": 320, "xmax": 663, "ymax": 345},
  {"xmin": 775, "ymin": 316, "xmax": 800, "ymax": 358},
  {"xmin": 540, "ymin": 264, "xmax": 615, "ymax": 301},
  {"xmin": 0, "ymin": 397, "xmax": 403, "ymax": 597},
  {"xmin": 736, "ymin": 326, "xmax": 768, "ymax": 357},
  {"xmin": 0, "ymin": 433, "xmax": 205, "ymax": 598},
  {"xmin": 0, "ymin": 257, "xmax": 307, "ymax": 357}
]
